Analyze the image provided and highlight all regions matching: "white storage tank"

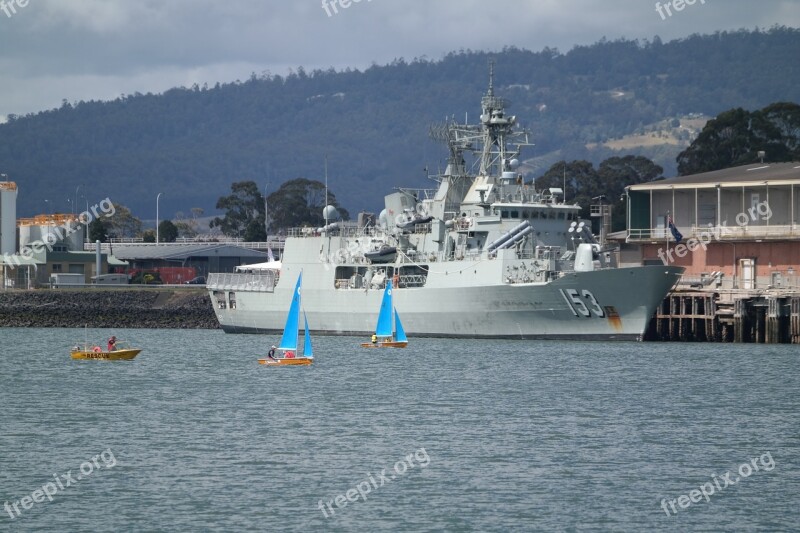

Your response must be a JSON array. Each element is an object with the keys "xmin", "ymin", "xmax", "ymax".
[
  {"xmin": 0, "ymin": 181, "xmax": 17, "ymax": 255},
  {"xmin": 18, "ymin": 214, "xmax": 84, "ymax": 251}
]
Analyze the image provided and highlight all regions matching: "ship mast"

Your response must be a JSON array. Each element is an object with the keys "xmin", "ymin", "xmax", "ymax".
[{"xmin": 431, "ymin": 60, "xmax": 532, "ymax": 182}]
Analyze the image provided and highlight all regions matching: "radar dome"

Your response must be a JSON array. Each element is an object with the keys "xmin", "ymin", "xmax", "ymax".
[
  {"xmin": 509, "ymin": 158, "xmax": 520, "ymax": 169},
  {"xmin": 322, "ymin": 205, "xmax": 339, "ymax": 221}
]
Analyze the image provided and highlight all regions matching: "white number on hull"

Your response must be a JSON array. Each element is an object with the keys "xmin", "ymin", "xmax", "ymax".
[{"xmin": 559, "ymin": 289, "xmax": 605, "ymax": 318}]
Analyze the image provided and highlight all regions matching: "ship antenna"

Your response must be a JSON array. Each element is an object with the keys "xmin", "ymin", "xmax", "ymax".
[
  {"xmin": 324, "ymin": 154, "xmax": 329, "ymax": 227},
  {"xmin": 488, "ymin": 59, "xmax": 494, "ymax": 96}
]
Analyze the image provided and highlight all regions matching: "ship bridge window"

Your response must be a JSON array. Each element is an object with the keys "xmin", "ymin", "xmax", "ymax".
[
  {"xmin": 522, "ymin": 211, "xmax": 529, "ymax": 219},
  {"xmin": 558, "ymin": 212, "xmax": 565, "ymax": 219},
  {"xmin": 510, "ymin": 210, "xmax": 519, "ymax": 218},
  {"xmin": 532, "ymin": 211, "xmax": 540, "ymax": 219},
  {"xmin": 501, "ymin": 210, "xmax": 510, "ymax": 219},
  {"xmin": 548, "ymin": 211, "xmax": 557, "ymax": 219}
]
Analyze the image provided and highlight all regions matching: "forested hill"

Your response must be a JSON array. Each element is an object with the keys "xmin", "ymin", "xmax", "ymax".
[{"xmin": 1, "ymin": 27, "xmax": 798, "ymax": 219}]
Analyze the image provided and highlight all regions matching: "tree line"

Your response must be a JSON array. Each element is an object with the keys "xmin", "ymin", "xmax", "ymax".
[
  {"xmin": 89, "ymin": 101, "xmax": 800, "ymax": 241},
  {"xmin": 1, "ymin": 27, "xmax": 798, "ymax": 218}
]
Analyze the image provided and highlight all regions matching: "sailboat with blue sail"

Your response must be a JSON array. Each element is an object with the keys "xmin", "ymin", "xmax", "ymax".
[
  {"xmin": 361, "ymin": 279, "xmax": 408, "ymax": 348},
  {"xmin": 259, "ymin": 272, "xmax": 314, "ymax": 365}
]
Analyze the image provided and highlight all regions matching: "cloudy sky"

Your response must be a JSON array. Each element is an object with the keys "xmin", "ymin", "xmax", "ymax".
[{"xmin": 0, "ymin": 0, "xmax": 798, "ymax": 120}]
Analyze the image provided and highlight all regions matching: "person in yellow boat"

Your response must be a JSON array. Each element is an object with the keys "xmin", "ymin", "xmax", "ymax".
[
  {"xmin": 107, "ymin": 336, "xmax": 117, "ymax": 351},
  {"xmin": 371, "ymin": 334, "xmax": 377, "ymax": 344},
  {"xmin": 284, "ymin": 351, "xmax": 295, "ymax": 358},
  {"xmin": 267, "ymin": 345, "xmax": 277, "ymax": 360}
]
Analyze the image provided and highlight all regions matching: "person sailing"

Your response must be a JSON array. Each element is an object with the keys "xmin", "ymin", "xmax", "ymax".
[
  {"xmin": 267, "ymin": 345, "xmax": 277, "ymax": 360},
  {"xmin": 107, "ymin": 336, "xmax": 117, "ymax": 351},
  {"xmin": 371, "ymin": 334, "xmax": 377, "ymax": 344}
]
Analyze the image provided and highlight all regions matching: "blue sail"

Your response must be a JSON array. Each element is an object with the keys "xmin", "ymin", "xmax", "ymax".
[
  {"xmin": 278, "ymin": 273, "xmax": 302, "ymax": 351},
  {"xmin": 394, "ymin": 308, "xmax": 407, "ymax": 343},
  {"xmin": 375, "ymin": 280, "xmax": 394, "ymax": 337},
  {"xmin": 303, "ymin": 311, "xmax": 313, "ymax": 358}
]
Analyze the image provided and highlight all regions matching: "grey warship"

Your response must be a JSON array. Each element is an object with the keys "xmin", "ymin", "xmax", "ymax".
[{"xmin": 207, "ymin": 67, "xmax": 683, "ymax": 340}]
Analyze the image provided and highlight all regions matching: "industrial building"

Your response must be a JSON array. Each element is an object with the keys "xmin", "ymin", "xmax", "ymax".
[
  {"xmin": 623, "ymin": 161, "xmax": 800, "ymax": 342},
  {"xmin": 624, "ymin": 161, "xmax": 800, "ymax": 289}
]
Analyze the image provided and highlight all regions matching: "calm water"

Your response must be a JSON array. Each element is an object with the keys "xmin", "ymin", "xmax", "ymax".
[{"xmin": 1, "ymin": 328, "xmax": 798, "ymax": 532}]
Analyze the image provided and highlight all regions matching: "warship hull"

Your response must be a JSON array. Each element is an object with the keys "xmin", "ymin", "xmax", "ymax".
[{"xmin": 209, "ymin": 247, "xmax": 682, "ymax": 340}]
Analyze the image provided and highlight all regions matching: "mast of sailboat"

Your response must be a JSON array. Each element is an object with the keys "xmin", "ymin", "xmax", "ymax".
[
  {"xmin": 324, "ymin": 155, "xmax": 332, "ymax": 261},
  {"xmin": 324, "ymin": 155, "xmax": 328, "ymax": 227}
]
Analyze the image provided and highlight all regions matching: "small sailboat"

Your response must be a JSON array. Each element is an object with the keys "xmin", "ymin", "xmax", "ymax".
[
  {"xmin": 361, "ymin": 279, "xmax": 408, "ymax": 348},
  {"xmin": 259, "ymin": 272, "xmax": 314, "ymax": 366}
]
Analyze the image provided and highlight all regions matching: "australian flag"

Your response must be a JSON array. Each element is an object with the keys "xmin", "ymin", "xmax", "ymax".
[{"xmin": 667, "ymin": 216, "xmax": 683, "ymax": 243}]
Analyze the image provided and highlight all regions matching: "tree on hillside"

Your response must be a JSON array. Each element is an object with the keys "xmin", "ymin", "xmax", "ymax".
[
  {"xmin": 86, "ymin": 204, "xmax": 142, "ymax": 241},
  {"xmin": 88, "ymin": 218, "xmax": 108, "ymax": 242},
  {"xmin": 677, "ymin": 102, "xmax": 800, "ymax": 175},
  {"xmin": 174, "ymin": 210, "xmax": 199, "ymax": 238},
  {"xmin": 158, "ymin": 220, "xmax": 178, "ymax": 242},
  {"xmin": 210, "ymin": 181, "xmax": 266, "ymax": 240},
  {"xmin": 266, "ymin": 178, "xmax": 350, "ymax": 231},
  {"xmin": 105, "ymin": 205, "xmax": 143, "ymax": 239}
]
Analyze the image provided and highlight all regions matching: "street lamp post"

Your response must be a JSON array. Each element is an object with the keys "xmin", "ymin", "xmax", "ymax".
[
  {"xmin": 82, "ymin": 195, "xmax": 89, "ymax": 245},
  {"xmin": 264, "ymin": 182, "xmax": 270, "ymax": 239},
  {"xmin": 156, "ymin": 193, "xmax": 163, "ymax": 244}
]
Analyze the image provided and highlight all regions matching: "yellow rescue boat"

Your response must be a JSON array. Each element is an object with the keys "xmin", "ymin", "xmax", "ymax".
[{"xmin": 70, "ymin": 347, "xmax": 141, "ymax": 361}]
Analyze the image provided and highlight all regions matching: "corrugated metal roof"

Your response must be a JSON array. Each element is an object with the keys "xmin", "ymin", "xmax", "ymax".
[
  {"xmin": 629, "ymin": 162, "xmax": 800, "ymax": 191},
  {"xmin": 110, "ymin": 243, "xmax": 269, "ymax": 261}
]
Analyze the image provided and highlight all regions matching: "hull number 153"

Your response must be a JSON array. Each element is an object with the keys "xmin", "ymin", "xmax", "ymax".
[{"xmin": 559, "ymin": 289, "xmax": 605, "ymax": 318}]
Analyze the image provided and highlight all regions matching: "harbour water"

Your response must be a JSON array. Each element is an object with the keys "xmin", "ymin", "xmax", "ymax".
[{"xmin": 1, "ymin": 328, "xmax": 798, "ymax": 531}]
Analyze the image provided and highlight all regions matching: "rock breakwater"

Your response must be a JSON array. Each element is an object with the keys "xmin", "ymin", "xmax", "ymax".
[{"xmin": 0, "ymin": 289, "xmax": 218, "ymax": 329}]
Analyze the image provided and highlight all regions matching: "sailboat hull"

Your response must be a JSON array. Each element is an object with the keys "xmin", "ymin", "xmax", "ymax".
[
  {"xmin": 359, "ymin": 341, "xmax": 408, "ymax": 348},
  {"xmin": 258, "ymin": 357, "xmax": 313, "ymax": 366}
]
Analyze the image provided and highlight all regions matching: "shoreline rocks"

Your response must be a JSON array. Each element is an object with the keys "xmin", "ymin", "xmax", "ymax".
[{"xmin": 0, "ymin": 289, "xmax": 218, "ymax": 329}]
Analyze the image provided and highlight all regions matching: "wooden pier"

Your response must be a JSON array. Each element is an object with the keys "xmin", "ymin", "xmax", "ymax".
[{"xmin": 647, "ymin": 290, "xmax": 800, "ymax": 343}]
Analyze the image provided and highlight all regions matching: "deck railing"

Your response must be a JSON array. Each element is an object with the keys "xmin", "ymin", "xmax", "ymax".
[
  {"xmin": 207, "ymin": 272, "xmax": 276, "ymax": 292},
  {"xmin": 629, "ymin": 224, "xmax": 800, "ymax": 241}
]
